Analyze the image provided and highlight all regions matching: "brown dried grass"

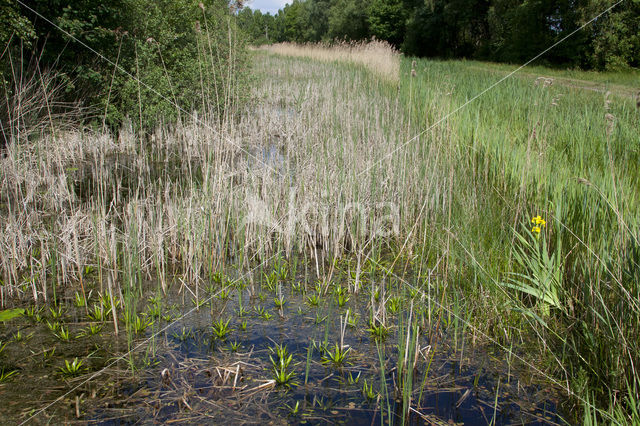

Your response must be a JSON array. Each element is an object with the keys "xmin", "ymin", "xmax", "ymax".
[{"xmin": 259, "ymin": 39, "xmax": 400, "ymax": 83}]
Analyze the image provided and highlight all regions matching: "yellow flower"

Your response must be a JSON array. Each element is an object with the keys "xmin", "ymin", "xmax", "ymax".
[
  {"xmin": 531, "ymin": 226, "xmax": 541, "ymax": 234},
  {"xmin": 531, "ymin": 215, "xmax": 546, "ymax": 227}
]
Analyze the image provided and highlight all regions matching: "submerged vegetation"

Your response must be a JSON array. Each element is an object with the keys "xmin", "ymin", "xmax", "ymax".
[{"xmin": 0, "ymin": 18, "xmax": 639, "ymax": 424}]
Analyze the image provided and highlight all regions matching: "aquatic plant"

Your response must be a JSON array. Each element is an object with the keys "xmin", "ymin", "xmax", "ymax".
[
  {"xmin": 274, "ymin": 295, "xmax": 286, "ymax": 309},
  {"xmin": 306, "ymin": 294, "xmax": 319, "ymax": 307},
  {"xmin": 347, "ymin": 371, "xmax": 361, "ymax": 385},
  {"xmin": 49, "ymin": 306, "xmax": 64, "ymax": 320},
  {"xmin": 277, "ymin": 263, "xmax": 290, "ymax": 282},
  {"xmin": 77, "ymin": 323, "xmax": 103, "ymax": 337},
  {"xmin": 211, "ymin": 271, "xmax": 224, "ymax": 285},
  {"xmin": 387, "ymin": 297, "xmax": 401, "ymax": 314},
  {"xmin": 314, "ymin": 313, "xmax": 327, "ymax": 324},
  {"xmin": 39, "ymin": 347, "xmax": 57, "ymax": 367},
  {"xmin": 131, "ymin": 314, "xmax": 153, "ymax": 334},
  {"xmin": 87, "ymin": 304, "xmax": 108, "ymax": 322},
  {"xmin": 212, "ymin": 318, "xmax": 232, "ymax": 340},
  {"xmin": 236, "ymin": 306, "xmax": 250, "ymax": 317},
  {"xmin": 98, "ymin": 293, "xmax": 120, "ymax": 313},
  {"xmin": 362, "ymin": 379, "xmax": 377, "ymax": 400},
  {"xmin": 74, "ymin": 291, "xmax": 86, "ymax": 308},
  {"xmin": 0, "ymin": 368, "xmax": 18, "ymax": 383},
  {"xmin": 254, "ymin": 306, "xmax": 272, "ymax": 320},
  {"xmin": 286, "ymin": 400, "xmax": 300, "ymax": 416},
  {"xmin": 321, "ymin": 343, "xmax": 351, "ymax": 368},
  {"xmin": 217, "ymin": 287, "xmax": 231, "ymax": 300},
  {"xmin": 368, "ymin": 321, "xmax": 389, "ymax": 341},
  {"xmin": 162, "ymin": 312, "xmax": 176, "ymax": 322},
  {"xmin": 191, "ymin": 297, "xmax": 208, "ymax": 309},
  {"xmin": 25, "ymin": 306, "xmax": 43, "ymax": 320},
  {"xmin": 54, "ymin": 327, "xmax": 71, "ymax": 341},
  {"xmin": 503, "ymin": 217, "xmax": 562, "ymax": 318},
  {"xmin": 408, "ymin": 288, "xmax": 419, "ymax": 299},
  {"xmin": 336, "ymin": 293, "xmax": 350, "ymax": 307},
  {"xmin": 46, "ymin": 320, "xmax": 61, "ymax": 333},
  {"xmin": 171, "ymin": 327, "xmax": 194, "ymax": 342},
  {"xmin": 269, "ymin": 343, "xmax": 296, "ymax": 387},
  {"xmin": 59, "ymin": 357, "xmax": 86, "ymax": 377},
  {"xmin": 345, "ymin": 308, "xmax": 359, "ymax": 327},
  {"xmin": 146, "ymin": 303, "xmax": 162, "ymax": 319},
  {"xmin": 263, "ymin": 271, "xmax": 278, "ymax": 292},
  {"xmin": 12, "ymin": 330, "xmax": 33, "ymax": 342}
]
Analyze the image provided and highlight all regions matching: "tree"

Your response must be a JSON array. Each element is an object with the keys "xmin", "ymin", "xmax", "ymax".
[
  {"xmin": 327, "ymin": 0, "xmax": 370, "ymax": 41},
  {"xmin": 301, "ymin": 0, "xmax": 331, "ymax": 42},
  {"xmin": 588, "ymin": 0, "xmax": 640, "ymax": 69},
  {"xmin": 404, "ymin": 0, "xmax": 490, "ymax": 58},
  {"xmin": 368, "ymin": 0, "xmax": 406, "ymax": 46},
  {"xmin": 2, "ymin": 0, "xmax": 247, "ymax": 129},
  {"xmin": 0, "ymin": 0, "xmax": 35, "ymax": 48}
]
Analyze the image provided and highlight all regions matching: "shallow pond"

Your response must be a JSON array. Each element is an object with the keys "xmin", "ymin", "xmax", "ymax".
[{"xmin": 0, "ymin": 266, "xmax": 565, "ymax": 425}]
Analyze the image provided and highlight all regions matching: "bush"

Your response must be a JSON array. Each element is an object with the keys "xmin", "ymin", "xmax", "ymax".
[{"xmin": 1, "ymin": 0, "xmax": 247, "ymax": 134}]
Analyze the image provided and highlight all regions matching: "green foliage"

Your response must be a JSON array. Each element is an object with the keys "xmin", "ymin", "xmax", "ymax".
[
  {"xmin": 503, "ymin": 224, "xmax": 563, "ymax": 319},
  {"xmin": 0, "ymin": 367, "xmax": 18, "ymax": 383},
  {"xmin": 59, "ymin": 357, "xmax": 86, "ymax": 377},
  {"xmin": 2, "ymin": 0, "xmax": 248, "ymax": 130},
  {"xmin": 0, "ymin": 0, "xmax": 35, "ymax": 48},
  {"xmin": 362, "ymin": 379, "xmax": 377, "ymax": 400},
  {"xmin": 321, "ymin": 343, "xmax": 351, "ymax": 368},
  {"xmin": 211, "ymin": 318, "xmax": 232, "ymax": 340},
  {"xmin": 237, "ymin": 8, "xmax": 272, "ymax": 44},
  {"xmin": 130, "ymin": 314, "xmax": 153, "ymax": 334},
  {"xmin": 367, "ymin": 0, "xmax": 405, "ymax": 47},
  {"xmin": 269, "ymin": 343, "xmax": 297, "ymax": 386},
  {"xmin": 589, "ymin": 1, "xmax": 640, "ymax": 70},
  {"xmin": 0, "ymin": 308, "xmax": 24, "ymax": 322},
  {"xmin": 327, "ymin": 0, "xmax": 370, "ymax": 41},
  {"xmin": 238, "ymin": 0, "xmax": 640, "ymax": 69}
]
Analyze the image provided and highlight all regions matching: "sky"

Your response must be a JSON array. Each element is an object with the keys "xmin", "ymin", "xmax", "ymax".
[{"xmin": 246, "ymin": 0, "xmax": 288, "ymax": 15}]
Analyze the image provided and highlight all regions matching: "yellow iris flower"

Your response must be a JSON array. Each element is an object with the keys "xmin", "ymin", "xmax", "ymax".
[{"xmin": 531, "ymin": 215, "xmax": 546, "ymax": 227}]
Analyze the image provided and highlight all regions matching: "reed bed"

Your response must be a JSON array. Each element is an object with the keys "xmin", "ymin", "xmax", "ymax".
[
  {"xmin": 1, "ymin": 40, "xmax": 639, "ymax": 422},
  {"xmin": 259, "ymin": 40, "xmax": 400, "ymax": 83}
]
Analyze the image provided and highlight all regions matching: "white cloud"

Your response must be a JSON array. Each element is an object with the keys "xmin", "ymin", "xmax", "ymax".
[{"xmin": 246, "ymin": 0, "xmax": 289, "ymax": 15}]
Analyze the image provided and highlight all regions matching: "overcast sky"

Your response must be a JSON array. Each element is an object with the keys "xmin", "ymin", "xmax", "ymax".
[{"xmin": 246, "ymin": 0, "xmax": 288, "ymax": 15}]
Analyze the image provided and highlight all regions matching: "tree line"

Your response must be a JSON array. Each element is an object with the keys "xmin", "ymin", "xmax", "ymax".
[
  {"xmin": 237, "ymin": 0, "xmax": 640, "ymax": 70},
  {"xmin": 1, "ymin": 0, "xmax": 247, "ymax": 133}
]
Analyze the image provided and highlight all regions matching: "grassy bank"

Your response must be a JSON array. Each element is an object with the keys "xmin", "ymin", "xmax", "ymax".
[{"xmin": 398, "ymin": 56, "xmax": 639, "ymax": 422}]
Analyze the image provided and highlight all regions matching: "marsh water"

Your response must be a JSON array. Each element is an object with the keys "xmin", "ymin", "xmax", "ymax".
[{"xmin": 0, "ymin": 263, "xmax": 565, "ymax": 425}]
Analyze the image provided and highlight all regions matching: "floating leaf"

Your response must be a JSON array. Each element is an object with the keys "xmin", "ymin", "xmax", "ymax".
[{"xmin": 0, "ymin": 309, "xmax": 24, "ymax": 322}]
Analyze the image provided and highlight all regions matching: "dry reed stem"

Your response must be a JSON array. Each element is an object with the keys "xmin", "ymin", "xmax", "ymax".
[
  {"xmin": 1, "ymin": 52, "xmax": 443, "ymax": 304},
  {"xmin": 259, "ymin": 40, "xmax": 401, "ymax": 83}
]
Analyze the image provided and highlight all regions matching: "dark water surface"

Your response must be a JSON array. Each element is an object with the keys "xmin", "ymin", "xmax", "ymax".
[{"xmin": 0, "ymin": 273, "xmax": 566, "ymax": 425}]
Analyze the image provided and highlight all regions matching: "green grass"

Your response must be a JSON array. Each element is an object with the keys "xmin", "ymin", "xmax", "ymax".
[
  {"xmin": 460, "ymin": 59, "xmax": 640, "ymax": 91},
  {"xmin": 400, "ymin": 55, "xmax": 640, "ymax": 422}
]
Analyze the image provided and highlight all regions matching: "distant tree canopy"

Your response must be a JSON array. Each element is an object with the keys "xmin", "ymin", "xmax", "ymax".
[
  {"xmin": 1, "ymin": 0, "xmax": 247, "ymax": 129},
  {"xmin": 238, "ymin": 0, "xmax": 640, "ymax": 70}
]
